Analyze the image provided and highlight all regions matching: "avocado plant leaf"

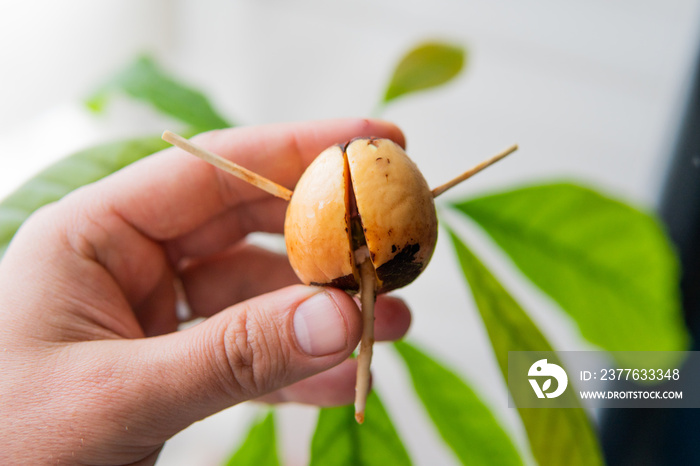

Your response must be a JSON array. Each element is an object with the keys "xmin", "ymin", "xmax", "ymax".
[
  {"xmin": 87, "ymin": 55, "xmax": 231, "ymax": 132},
  {"xmin": 0, "ymin": 135, "xmax": 170, "ymax": 259},
  {"xmin": 224, "ymin": 410, "xmax": 280, "ymax": 466},
  {"xmin": 382, "ymin": 42, "xmax": 465, "ymax": 105},
  {"xmin": 310, "ymin": 391, "xmax": 411, "ymax": 466},
  {"xmin": 394, "ymin": 341, "xmax": 523, "ymax": 466},
  {"xmin": 448, "ymin": 230, "xmax": 604, "ymax": 466},
  {"xmin": 452, "ymin": 182, "xmax": 688, "ymax": 360}
]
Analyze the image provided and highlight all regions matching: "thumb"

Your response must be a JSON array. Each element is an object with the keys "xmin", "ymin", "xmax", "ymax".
[{"xmin": 104, "ymin": 285, "xmax": 362, "ymax": 440}]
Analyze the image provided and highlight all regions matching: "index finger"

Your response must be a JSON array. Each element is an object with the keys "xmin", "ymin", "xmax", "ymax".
[{"xmin": 98, "ymin": 118, "xmax": 405, "ymax": 243}]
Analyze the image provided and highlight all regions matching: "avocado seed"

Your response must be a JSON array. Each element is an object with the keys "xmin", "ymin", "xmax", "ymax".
[{"xmin": 284, "ymin": 138, "xmax": 438, "ymax": 294}]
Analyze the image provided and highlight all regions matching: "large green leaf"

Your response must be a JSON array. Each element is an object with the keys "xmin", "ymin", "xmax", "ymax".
[
  {"xmin": 310, "ymin": 391, "xmax": 411, "ymax": 466},
  {"xmin": 448, "ymin": 230, "xmax": 604, "ymax": 466},
  {"xmin": 224, "ymin": 410, "xmax": 280, "ymax": 466},
  {"xmin": 452, "ymin": 183, "xmax": 688, "ymax": 357},
  {"xmin": 394, "ymin": 341, "xmax": 522, "ymax": 466},
  {"xmin": 382, "ymin": 42, "xmax": 465, "ymax": 104},
  {"xmin": 0, "ymin": 136, "xmax": 169, "ymax": 259},
  {"xmin": 87, "ymin": 55, "xmax": 231, "ymax": 132}
]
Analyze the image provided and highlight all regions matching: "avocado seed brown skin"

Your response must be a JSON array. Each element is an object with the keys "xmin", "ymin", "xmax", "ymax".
[{"xmin": 284, "ymin": 138, "xmax": 438, "ymax": 294}]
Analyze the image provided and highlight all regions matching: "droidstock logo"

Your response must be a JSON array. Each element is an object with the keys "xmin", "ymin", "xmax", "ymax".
[{"xmin": 528, "ymin": 359, "xmax": 568, "ymax": 399}]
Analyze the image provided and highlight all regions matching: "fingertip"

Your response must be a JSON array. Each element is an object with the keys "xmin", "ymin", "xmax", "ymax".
[{"xmin": 374, "ymin": 295, "xmax": 412, "ymax": 341}]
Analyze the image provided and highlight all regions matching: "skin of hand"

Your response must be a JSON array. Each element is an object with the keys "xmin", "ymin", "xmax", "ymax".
[{"xmin": 0, "ymin": 119, "xmax": 412, "ymax": 465}]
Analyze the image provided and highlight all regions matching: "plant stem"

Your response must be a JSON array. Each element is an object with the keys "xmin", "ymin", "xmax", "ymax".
[{"xmin": 355, "ymin": 259, "xmax": 376, "ymax": 424}]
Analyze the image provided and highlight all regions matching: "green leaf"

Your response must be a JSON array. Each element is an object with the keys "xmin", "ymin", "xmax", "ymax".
[
  {"xmin": 87, "ymin": 55, "xmax": 230, "ymax": 132},
  {"xmin": 394, "ymin": 341, "xmax": 523, "ymax": 466},
  {"xmin": 0, "ymin": 135, "xmax": 169, "ymax": 259},
  {"xmin": 382, "ymin": 42, "xmax": 465, "ymax": 104},
  {"xmin": 310, "ymin": 391, "xmax": 411, "ymax": 466},
  {"xmin": 452, "ymin": 183, "xmax": 689, "ymax": 359},
  {"xmin": 448, "ymin": 230, "xmax": 604, "ymax": 466},
  {"xmin": 224, "ymin": 410, "xmax": 280, "ymax": 466}
]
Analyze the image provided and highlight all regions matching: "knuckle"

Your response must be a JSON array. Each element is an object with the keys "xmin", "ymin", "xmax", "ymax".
[{"xmin": 212, "ymin": 305, "xmax": 291, "ymax": 400}]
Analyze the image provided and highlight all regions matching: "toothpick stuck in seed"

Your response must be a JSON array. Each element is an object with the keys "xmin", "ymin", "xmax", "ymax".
[
  {"xmin": 355, "ymin": 259, "xmax": 376, "ymax": 424},
  {"xmin": 431, "ymin": 144, "xmax": 518, "ymax": 198},
  {"xmin": 162, "ymin": 130, "xmax": 294, "ymax": 201}
]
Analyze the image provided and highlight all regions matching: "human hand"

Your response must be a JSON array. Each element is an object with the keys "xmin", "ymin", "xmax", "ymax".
[{"xmin": 0, "ymin": 119, "xmax": 411, "ymax": 465}]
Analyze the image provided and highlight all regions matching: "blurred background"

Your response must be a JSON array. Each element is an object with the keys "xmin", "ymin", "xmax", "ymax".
[{"xmin": 2, "ymin": 1, "xmax": 700, "ymax": 465}]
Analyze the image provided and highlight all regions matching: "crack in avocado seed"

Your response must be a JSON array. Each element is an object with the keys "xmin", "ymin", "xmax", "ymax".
[{"xmin": 343, "ymin": 150, "xmax": 377, "ymax": 284}]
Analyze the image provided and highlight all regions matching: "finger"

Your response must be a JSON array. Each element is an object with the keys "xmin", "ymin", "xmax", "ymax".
[
  {"xmin": 180, "ymin": 243, "xmax": 300, "ymax": 318},
  {"xmin": 167, "ymin": 196, "xmax": 288, "ymax": 261},
  {"xmin": 373, "ymin": 295, "xmax": 412, "ymax": 342},
  {"xmin": 96, "ymin": 285, "xmax": 362, "ymax": 441},
  {"xmin": 256, "ymin": 358, "xmax": 359, "ymax": 406},
  {"xmin": 179, "ymin": 245, "xmax": 412, "ymax": 342},
  {"xmin": 132, "ymin": 265, "xmax": 179, "ymax": 337}
]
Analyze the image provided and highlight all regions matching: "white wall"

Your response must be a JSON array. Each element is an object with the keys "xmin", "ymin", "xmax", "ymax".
[{"xmin": 1, "ymin": 1, "xmax": 699, "ymax": 465}]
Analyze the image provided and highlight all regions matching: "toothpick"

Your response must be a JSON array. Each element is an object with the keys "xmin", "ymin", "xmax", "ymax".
[
  {"xmin": 354, "ymin": 259, "xmax": 376, "ymax": 424},
  {"xmin": 431, "ymin": 144, "xmax": 518, "ymax": 198},
  {"xmin": 162, "ymin": 130, "xmax": 294, "ymax": 201}
]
